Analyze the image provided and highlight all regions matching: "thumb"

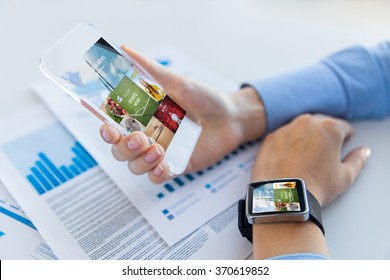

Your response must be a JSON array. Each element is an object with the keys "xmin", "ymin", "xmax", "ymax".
[{"xmin": 341, "ymin": 146, "xmax": 371, "ymax": 186}]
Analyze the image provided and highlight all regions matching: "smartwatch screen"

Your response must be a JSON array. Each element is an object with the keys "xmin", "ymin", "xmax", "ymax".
[{"xmin": 247, "ymin": 179, "xmax": 307, "ymax": 215}]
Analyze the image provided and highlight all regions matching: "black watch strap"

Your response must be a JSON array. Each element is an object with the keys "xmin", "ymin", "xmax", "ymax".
[
  {"xmin": 238, "ymin": 199, "xmax": 252, "ymax": 243},
  {"xmin": 306, "ymin": 191, "xmax": 325, "ymax": 236},
  {"xmin": 238, "ymin": 191, "xmax": 325, "ymax": 243}
]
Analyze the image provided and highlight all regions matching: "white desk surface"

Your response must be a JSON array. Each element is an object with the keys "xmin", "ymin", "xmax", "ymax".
[{"xmin": 0, "ymin": 0, "xmax": 389, "ymax": 259}]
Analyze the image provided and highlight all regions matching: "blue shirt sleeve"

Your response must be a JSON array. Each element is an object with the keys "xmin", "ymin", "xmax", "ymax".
[
  {"xmin": 267, "ymin": 253, "xmax": 329, "ymax": 260},
  {"xmin": 248, "ymin": 41, "xmax": 390, "ymax": 132}
]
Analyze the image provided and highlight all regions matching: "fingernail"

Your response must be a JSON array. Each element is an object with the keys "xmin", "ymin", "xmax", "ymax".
[
  {"xmin": 153, "ymin": 163, "xmax": 165, "ymax": 177},
  {"xmin": 102, "ymin": 129, "xmax": 113, "ymax": 143},
  {"xmin": 363, "ymin": 147, "xmax": 371, "ymax": 158},
  {"xmin": 148, "ymin": 137, "xmax": 156, "ymax": 145},
  {"xmin": 127, "ymin": 134, "xmax": 143, "ymax": 150},
  {"xmin": 145, "ymin": 146, "xmax": 163, "ymax": 163}
]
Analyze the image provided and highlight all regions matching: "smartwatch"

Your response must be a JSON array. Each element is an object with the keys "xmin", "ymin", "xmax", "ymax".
[{"xmin": 238, "ymin": 178, "xmax": 324, "ymax": 243}]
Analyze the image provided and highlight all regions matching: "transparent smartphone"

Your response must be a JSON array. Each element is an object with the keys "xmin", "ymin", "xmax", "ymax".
[{"xmin": 39, "ymin": 22, "xmax": 201, "ymax": 175}]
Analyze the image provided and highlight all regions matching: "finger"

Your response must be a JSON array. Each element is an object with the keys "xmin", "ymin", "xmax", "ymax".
[
  {"xmin": 127, "ymin": 144, "xmax": 165, "ymax": 175},
  {"xmin": 111, "ymin": 131, "xmax": 151, "ymax": 161},
  {"xmin": 122, "ymin": 46, "xmax": 199, "ymax": 112},
  {"xmin": 100, "ymin": 124, "xmax": 121, "ymax": 144},
  {"xmin": 341, "ymin": 146, "xmax": 371, "ymax": 186},
  {"xmin": 320, "ymin": 117, "xmax": 355, "ymax": 145},
  {"xmin": 121, "ymin": 46, "xmax": 180, "ymax": 92},
  {"xmin": 335, "ymin": 119, "xmax": 355, "ymax": 143},
  {"xmin": 148, "ymin": 161, "xmax": 171, "ymax": 184},
  {"xmin": 122, "ymin": 45, "xmax": 219, "ymax": 116}
]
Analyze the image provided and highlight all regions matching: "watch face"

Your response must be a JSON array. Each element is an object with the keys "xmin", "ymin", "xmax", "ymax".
[{"xmin": 247, "ymin": 179, "xmax": 307, "ymax": 216}]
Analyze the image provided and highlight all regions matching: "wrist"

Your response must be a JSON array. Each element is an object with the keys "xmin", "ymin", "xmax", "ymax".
[
  {"xmin": 239, "ymin": 178, "xmax": 326, "ymax": 258},
  {"xmin": 252, "ymin": 221, "xmax": 328, "ymax": 259},
  {"xmin": 230, "ymin": 87, "xmax": 267, "ymax": 144}
]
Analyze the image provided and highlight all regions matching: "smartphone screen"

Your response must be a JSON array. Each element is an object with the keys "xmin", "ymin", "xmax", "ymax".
[{"xmin": 60, "ymin": 38, "xmax": 185, "ymax": 150}]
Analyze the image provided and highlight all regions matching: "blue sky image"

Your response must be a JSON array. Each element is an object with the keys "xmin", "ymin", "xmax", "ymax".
[{"xmin": 61, "ymin": 38, "xmax": 132, "ymax": 107}]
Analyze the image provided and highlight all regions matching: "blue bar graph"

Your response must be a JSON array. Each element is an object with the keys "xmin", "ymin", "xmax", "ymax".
[
  {"xmin": 157, "ymin": 193, "xmax": 164, "ymax": 199},
  {"xmin": 2, "ymin": 123, "xmax": 99, "ymax": 196},
  {"xmin": 36, "ymin": 161, "xmax": 60, "ymax": 186},
  {"xmin": 238, "ymin": 144, "xmax": 246, "ymax": 151},
  {"xmin": 38, "ymin": 153, "xmax": 67, "ymax": 183},
  {"xmin": 184, "ymin": 174, "xmax": 194, "ymax": 181},
  {"xmin": 75, "ymin": 142, "xmax": 98, "ymax": 166},
  {"xmin": 26, "ymin": 175, "xmax": 45, "ymax": 195},
  {"xmin": 173, "ymin": 177, "xmax": 185, "ymax": 187},
  {"xmin": 72, "ymin": 146, "xmax": 95, "ymax": 168},
  {"xmin": 164, "ymin": 183, "xmax": 175, "ymax": 193},
  {"xmin": 31, "ymin": 167, "xmax": 54, "ymax": 191},
  {"xmin": 24, "ymin": 141, "xmax": 97, "ymax": 195},
  {"xmin": 60, "ymin": 166, "xmax": 74, "ymax": 180},
  {"xmin": 72, "ymin": 157, "xmax": 87, "ymax": 172},
  {"xmin": 69, "ymin": 165, "xmax": 81, "ymax": 176}
]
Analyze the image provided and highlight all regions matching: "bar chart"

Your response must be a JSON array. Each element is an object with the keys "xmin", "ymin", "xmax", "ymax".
[
  {"xmin": 2, "ymin": 122, "xmax": 98, "ymax": 196},
  {"xmin": 26, "ymin": 142, "xmax": 97, "ymax": 195},
  {"xmin": 154, "ymin": 140, "xmax": 259, "ymax": 200}
]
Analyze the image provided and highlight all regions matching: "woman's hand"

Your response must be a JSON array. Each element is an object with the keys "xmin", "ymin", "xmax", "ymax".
[
  {"xmin": 251, "ymin": 114, "xmax": 370, "ymax": 206},
  {"xmin": 100, "ymin": 46, "xmax": 266, "ymax": 184},
  {"xmin": 250, "ymin": 114, "xmax": 370, "ymax": 259}
]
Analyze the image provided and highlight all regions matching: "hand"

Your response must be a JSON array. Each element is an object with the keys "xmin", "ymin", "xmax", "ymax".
[
  {"xmin": 250, "ymin": 114, "xmax": 370, "ymax": 259},
  {"xmin": 100, "ymin": 46, "xmax": 266, "ymax": 184},
  {"xmin": 251, "ymin": 114, "xmax": 370, "ymax": 206}
]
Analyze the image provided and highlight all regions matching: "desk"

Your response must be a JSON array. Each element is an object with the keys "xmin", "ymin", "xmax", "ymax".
[{"xmin": 0, "ymin": 0, "xmax": 389, "ymax": 259}]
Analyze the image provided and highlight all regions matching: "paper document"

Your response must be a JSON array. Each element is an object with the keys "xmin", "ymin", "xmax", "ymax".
[
  {"xmin": 0, "ymin": 180, "xmax": 57, "ymax": 259},
  {"xmin": 33, "ymin": 46, "xmax": 259, "ymax": 245},
  {"xmin": 0, "ymin": 105, "xmax": 251, "ymax": 259}
]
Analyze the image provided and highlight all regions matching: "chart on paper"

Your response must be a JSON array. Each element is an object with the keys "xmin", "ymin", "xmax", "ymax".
[
  {"xmin": 148, "ymin": 142, "xmax": 258, "ymax": 202},
  {"xmin": 0, "ymin": 106, "xmax": 252, "ymax": 259},
  {"xmin": 0, "ymin": 185, "xmax": 36, "ymax": 230},
  {"xmin": 0, "ymin": 181, "xmax": 57, "ymax": 259},
  {"xmin": 2, "ymin": 123, "xmax": 98, "ymax": 196},
  {"xmin": 146, "ymin": 142, "xmax": 258, "ymax": 223}
]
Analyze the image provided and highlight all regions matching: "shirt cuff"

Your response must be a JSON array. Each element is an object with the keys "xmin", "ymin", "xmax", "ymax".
[{"xmin": 267, "ymin": 253, "xmax": 329, "ymax": 260}]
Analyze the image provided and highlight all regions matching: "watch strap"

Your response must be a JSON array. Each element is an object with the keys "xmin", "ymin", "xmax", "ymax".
[
  {"xmin": 306, "ymin": 190, "xmax": 325, "ymax": 236},
  {"xmin": 238, "ymin": 199, "xmax": 252, "ymax": 243}
]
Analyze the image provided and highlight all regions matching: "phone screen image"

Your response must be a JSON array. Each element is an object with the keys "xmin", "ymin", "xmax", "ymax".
[
  {"xmin": 252, "ymin": 181, "xmax": 301, "ymax": 213},
  {"xmin": 60, "ymin": 38, "xmax": 185, "ymax": 150}
]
